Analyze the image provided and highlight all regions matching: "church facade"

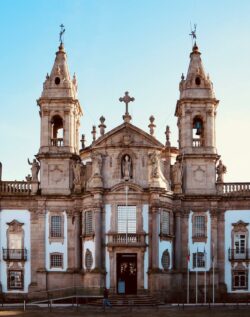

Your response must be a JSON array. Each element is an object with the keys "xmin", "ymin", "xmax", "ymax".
[{"xmin": 0, "ymin": 39, "xmax": 250, "ymax": 301}]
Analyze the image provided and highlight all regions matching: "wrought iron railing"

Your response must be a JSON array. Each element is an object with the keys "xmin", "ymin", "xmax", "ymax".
[
  {"xmin": 107, "ymin": 233, "xmax": 146, "ymax": 246},
  {"xmin": 3, "ymin": 248, "xmax": 28, "ymax": 261},
  {"xmin": 228, "ymin": 248, "xmax": 250, "ymax": 261},
  {"xmin": 0, "ymin": 181, "xmax": 31, "ymax": 195}
]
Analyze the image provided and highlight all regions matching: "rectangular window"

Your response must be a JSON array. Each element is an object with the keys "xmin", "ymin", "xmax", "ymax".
[
  {"xmin": 193, "ymin": 252, "xmax": 205, "ymax": 268},
  {"xmin": 50, "ymin": 253, "xmax": 63, "ymax": 268},
  {"xmin": 233, "ymin": 271, "xmax": 248, "ymax": 290},
  {"xmin": 117, "ymin": 206, "xmax": 136, "ymax": 234},
  {"xmin": 51, "ymin": 215, "xmax": 62, "ymax": 238},
  {"xmin": 84, "ymin": 211, "xmax": 93, "ymax": 235},
  {"xmin": 194, "ymin": 216, "xmax": 205, "ymax": 237},
  {"xmin": 161, "ymin": 210, "xmax": 170, "ymax": 235},
  {"xmin": 8, "ymin": 270, "xmax": 23, "ymax": 290}
]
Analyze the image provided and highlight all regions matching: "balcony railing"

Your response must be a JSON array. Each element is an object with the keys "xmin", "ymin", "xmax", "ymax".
[
  {"xmin": 228, "ymin": 248, "xmax": 250, "ymax": 261},
  {"xmin": 51, "ymin": 138, "xmax": 63, "ymax": 147},
  {"xmin": 192, "ymin": 138, "xmax": 204, "ymax": 147},
  {"xmin": 0, "ymin": 181, "xmax": 31, "ymax": 195},
  {"xmin": 3, "ymin": 248, "xmax": 28, "ymax": 261},
  {"xmin": 107, "ymin": 233, "xmax": 147, "ymax": 247},
  {"xmin": 218, "ymin": 183, "xmax": 250, "ymax": 195}
]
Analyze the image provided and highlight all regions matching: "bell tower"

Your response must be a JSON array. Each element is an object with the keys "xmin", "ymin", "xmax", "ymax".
[
  {"xmin": 37, "ymin": 41, "xmax": 83, "ymax": 195},
  {"xmin": 175, "ymin": 43, "xmax": 219, "ymax": 194}
]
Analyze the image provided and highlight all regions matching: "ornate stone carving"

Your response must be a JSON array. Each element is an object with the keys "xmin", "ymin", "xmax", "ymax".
[
  {"xmin": 216, "ymin": 160, "xmax": 227, "ymax": 183},
  {"xmin": 148, "ymin": 151, "xmax": 159, "ymax": 178},
  {"xmin": 121, "ymin": 154, "xmax": 132, "ymax": 180},
  {"xmin": 27, "ymin": 158, "xmax": 40, "ymax": 182}
]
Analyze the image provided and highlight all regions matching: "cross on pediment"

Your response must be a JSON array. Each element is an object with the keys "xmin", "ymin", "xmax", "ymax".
[{"xmin": 119, "ymin": 91, "xmax": 135, "ymax": 116}]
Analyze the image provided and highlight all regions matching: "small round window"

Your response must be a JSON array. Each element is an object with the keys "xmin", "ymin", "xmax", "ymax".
[
  {"xmin": 55, "ymin": 77, "xmax": 60, "ymax": 85},
  {"xmin": 195, "ymin": 77, "xmax": 201, "ymax": 85}
]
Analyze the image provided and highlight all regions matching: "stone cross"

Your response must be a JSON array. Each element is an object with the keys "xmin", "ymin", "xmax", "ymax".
[
  {"xmin": 59, "ymin": 24, "xmax": 65, "ymax": 44},
  {"xmin": 119, "ymin": 91, "xmax": 135, "ymax": 115}
]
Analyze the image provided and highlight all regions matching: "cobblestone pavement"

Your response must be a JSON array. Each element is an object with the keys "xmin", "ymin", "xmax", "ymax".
[{"xmin": 0, "ymin": 306, "xmax": 250, "ymax": 317}]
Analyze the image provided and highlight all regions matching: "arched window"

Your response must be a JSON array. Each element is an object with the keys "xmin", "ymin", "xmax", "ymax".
[
  {"xmin": 192, "ymin": 116, "xmax": 204, "ymax": 147},
  {"xmin": 161, "ymin": 250, "xmax": 170, "ymax": 270},
  {"xmin": 121, "ymin": 154, "xmax": 132, "ymax": 180},
  {"xmin": 85, "ymin": 249, "xmax": 93, "ymax": 270},
  {"xmin": 51, "ymin": 115, "xmax": 63, "ymax": 146}
]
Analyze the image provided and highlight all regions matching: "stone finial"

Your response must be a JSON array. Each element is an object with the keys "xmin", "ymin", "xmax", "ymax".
[
  {"xmin": 80, "ymin": 134, "xmax": 86, "ymax": 149},
  {"xmin": 72, "ymin": 73, "xmax": 78, "ymax": 92},
  {"xmin": 181, "ymin": 73, "xmax": 184, "ymax": 80},
  {"xmin": 165, "ymin": 125, "xmax": 171, "ymax": 147},
  {"xmin": 0, "ymin": 161, "xmax": 2, "ymax": 181},
  {"xmin": 98, "ymin": 116, "xmax": 106, "ymax": 136},
  {"xmin": 148, "ymin": 116, "xmax": 156, "ymax": 136},
  {"xmin": 91, "ymin": 125, "xmax": 97, "ymax": 142}
]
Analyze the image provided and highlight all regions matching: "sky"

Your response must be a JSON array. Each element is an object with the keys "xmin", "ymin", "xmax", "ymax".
[{"xmin": 0, "ymin": 0, "xmax": 250, "ymax": 182}]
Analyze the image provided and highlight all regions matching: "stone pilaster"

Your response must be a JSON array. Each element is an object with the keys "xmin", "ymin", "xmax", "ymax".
[
  {"xmin": 174, "ymin": 211, "xmax": 182, "ymax": 270},
  {"xmin": 66, "ymin": 209, "xmax": 77, "ymax": 271},
  {"xmin": 151, "ymin": 206, "xmax": 159, "ymax": 269},
  {"xmin": 217, "ymin": 210, "xmax": 225, "ymax": 285},
  {"xmin": 94, "ymin": 206, "xmax": 102, "ymax": 270}
]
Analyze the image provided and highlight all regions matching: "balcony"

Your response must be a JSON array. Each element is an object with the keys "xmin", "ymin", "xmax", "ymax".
[
  {"xmin": 0, "ymin": 181, "xmax": 31, "ymax": 195},
  {"xmin": 192, "ymin": 138, "xmax": 204, "ymax": 147},
  {"xmin": 51, "ymin": 138, "xmax": 63, "ymax": 147},
  {"xmin": 106, "ymin": 233, "xmax": 147, "ymax": 248},
  {"xmin": 3, "ymin": 249, "xmax": 28, "ymax": 261},
  {"xmin": 228, "ymin": 248, "xmax": 250, "ymax": 261}
]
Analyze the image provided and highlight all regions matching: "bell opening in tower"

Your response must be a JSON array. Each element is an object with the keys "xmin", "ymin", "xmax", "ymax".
[
  {"xmin": 192, "ymin": 117, "xmax": 204, "ymax": 147},
  {"xmin": 51, "ymin": 115, "xmax": 64, "ymax": 146}
]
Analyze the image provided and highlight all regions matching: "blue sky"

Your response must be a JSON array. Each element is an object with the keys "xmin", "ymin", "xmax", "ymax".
[{"xmin": 1, "ymin": 0, "xmax": 250, "ymax": 181}]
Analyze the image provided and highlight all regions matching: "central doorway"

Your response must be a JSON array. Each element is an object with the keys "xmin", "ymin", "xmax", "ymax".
[{"xmin": 117, "ymin": 253, "xmax": 137, "ymax": 294}]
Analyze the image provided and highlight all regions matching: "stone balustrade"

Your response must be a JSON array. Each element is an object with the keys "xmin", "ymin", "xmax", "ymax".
[
  {"xmin": 0, "ymin": 181, "xmax": 31, "ymax": 195},
  {"xmin": 219, "ymin": 182, "xmax": 250, "ymax": 195},
  {"xmin": 107, "ymin": 233, "xmax": 147, "ymax": 247},
  {"xmin": 192, "ymin": 138, "xmax": 203, "ymax": 147},
  {"xmin": 51, "ymin": 138, "xmax": 64, "ymax": 146}
]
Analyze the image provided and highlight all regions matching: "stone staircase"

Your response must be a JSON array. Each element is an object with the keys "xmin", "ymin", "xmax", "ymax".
[{"xmin": 89, "ymin": 294, "xmax": 160, "ymax": 307}]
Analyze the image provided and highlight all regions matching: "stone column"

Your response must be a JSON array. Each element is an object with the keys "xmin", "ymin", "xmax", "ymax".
[
  {"xmin": 217, "ymin": 210, "xmax": 225, "ymax": 285},
  {"xmin": 94, "ymin": 206, "xmax": 102, "ymax": 270},
  {"xmin": 174, "ymin": 211, "xmax": 182, "ymax": 270},
  {"xmin": 151, "ymin": 206, "xmax": 159, "ymax": 269},
  {"xmin": 67, "ymin": 210, "xmax": 75, "ymax": 271}
]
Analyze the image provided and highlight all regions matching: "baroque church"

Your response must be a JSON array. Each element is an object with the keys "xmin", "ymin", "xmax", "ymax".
[{"xmin": 0, "ymin": 36, "xmax": 250, "ymax": 302}]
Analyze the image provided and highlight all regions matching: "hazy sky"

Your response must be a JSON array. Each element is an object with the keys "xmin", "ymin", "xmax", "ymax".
[{"xmin": 1, "ymin": 0, "xmax": 250, "ymax": 182}]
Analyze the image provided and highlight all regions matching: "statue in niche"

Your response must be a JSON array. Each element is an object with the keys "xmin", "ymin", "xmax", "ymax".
[
  {"xmin": 148, "ymin": 151, "xmax": 159, "ymax": 178},
  {"xmin": 92, "ymin": 152, "xmax": 102, "ymax": 176},
  {"xmin": 172, "ymin": 161, "xmax": 182, "ymax": 185},
  {"xmin": 27, "ymin": 158, "xmax": 40, "ymax": 182},
  {"xmin": 73, "ymin": 160, "xmax": 82, "ymax": 185},
  {"xmin": 121, "ymin": 155, "xmax": 132, "ymax": 180},
  {"xmin": 216, "ymin": 159, "xmax": 227, "ymax": 182}
]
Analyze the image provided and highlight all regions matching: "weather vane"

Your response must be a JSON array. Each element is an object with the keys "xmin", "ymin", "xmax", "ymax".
[
  {"xmin": 59, "ymin": 24, "xmax": 65, "ymax": 44},
  {"xmin": 189, "ymin": 23, "xmax": 197, "ymax": 45}
]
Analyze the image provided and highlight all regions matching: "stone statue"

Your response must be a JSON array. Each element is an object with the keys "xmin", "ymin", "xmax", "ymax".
[
  {"xmin": 216, "ymin": 159, "xmax": 227, "ymax": 182},
  {"xmin": 92, "ymin": 153, "xmax": 102, "ymax": 176},
  {"xmin": 28, "ymin": 158, "xmax": 40, "ymax": 182},
  {"xmin": 73, "ymin": 160, "xmax": 82, "ymax": 185},
  {"xmin": 122, "ymin": 155, "xmax": 132, "ymax": 180},
  {"xmin": 149, "ymin": 151, "xmax": 159, "ymax": 178},
  {"xmin": 172, "ymin": 161, "xmax": 182, "ymax": 185}
]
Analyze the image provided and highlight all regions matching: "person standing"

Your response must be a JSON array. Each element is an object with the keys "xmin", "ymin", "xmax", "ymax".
[{"xmin": 103, "ymin": 287, "xmax": 112, "ymax": 309}]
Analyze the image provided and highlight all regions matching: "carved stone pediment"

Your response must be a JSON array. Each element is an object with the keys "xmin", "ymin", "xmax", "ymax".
[
  {"xmin": 92, "ymin": 122, "xmax": 164, "ymax": 149},
  {"xmin": 232, "ymin": 220, "xmax": 249, "ymax": 232},
  {"xmin": 7, "ymin": 220, "xmax": 24, "ymax": 233}
]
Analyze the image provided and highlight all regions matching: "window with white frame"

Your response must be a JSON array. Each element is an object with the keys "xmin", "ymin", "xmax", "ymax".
[
  {"xmin": 194, "ymin": 215, "xmax": 206, "ymax": 237},
  {"xmin": 193, "ymin": 252, "xmax": 205, "ymax": 268},
  {"xmin": 84, "ymin": 211, "xmax": 93, "ymax": 236},
  {"xmin": 50, "ymin": 253, "xmax": 63, "ymax": 268},
  {"xmin": 117, "ymin": 206, "xmax": 136, "ymax": 233},
  {"xmin": 50, "ymin": 215, "xmax": 63, "ymax": 238},
  {"xmin": 232, "ymin": 271, "xmax": 248, "ymax": 290},
  {"xmin": 8, "ymin": 270, "xmax": 23, "ymax": 290},
  {"xmin": 160, "ymin": 210, "xmax": 170, "ymax": 235}
]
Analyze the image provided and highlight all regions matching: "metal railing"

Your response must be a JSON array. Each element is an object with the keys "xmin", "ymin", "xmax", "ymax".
[
  {"xmin": 3, "ymin": 248, "xmax": 28, "ymax": 261},
  {"xmin": 0, "ymin": 181, "xmax": 31, "ymax": 195},
  {"xmin": 107, "ymin": 233, "xmax": 146, "ymax": 246},
  {"xmin": 228, "ymin": 248, "xmax": 250, "ymax": 261}
]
